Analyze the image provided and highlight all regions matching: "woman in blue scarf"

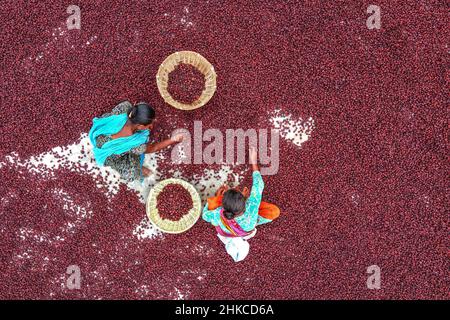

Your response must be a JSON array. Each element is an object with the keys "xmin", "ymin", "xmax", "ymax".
[{"xmin": 89, "ymin": 100, "xmax": 183, "ymax": 181}]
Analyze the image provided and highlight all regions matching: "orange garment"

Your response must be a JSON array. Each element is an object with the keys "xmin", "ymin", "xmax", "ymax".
[{"xmin": 207, "ymin": 195, "xmax": 280, "ymax": 220}]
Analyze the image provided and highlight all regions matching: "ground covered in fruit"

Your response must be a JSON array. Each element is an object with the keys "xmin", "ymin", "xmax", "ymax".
[{"xmin": 0, "ymin": 1, "xmax": 448, "ymax": 299}]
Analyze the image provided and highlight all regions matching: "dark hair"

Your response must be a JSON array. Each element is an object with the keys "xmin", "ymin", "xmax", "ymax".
[
  {"xmin": 128, "ymin": 102, "xmax": 155, "ymax": 125},
  {"xmin": 222, "ymin": 189, "xmax": 246, "ymax": 220}
]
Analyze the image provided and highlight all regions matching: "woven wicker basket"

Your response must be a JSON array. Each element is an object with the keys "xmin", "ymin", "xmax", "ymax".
[
  {"xmin": 146, "ymin": 178, "xmax": 202, "ymax": 234},
  {"xmin": 156, "ymin": 51, "xmax": 217, "ymax": 110}
]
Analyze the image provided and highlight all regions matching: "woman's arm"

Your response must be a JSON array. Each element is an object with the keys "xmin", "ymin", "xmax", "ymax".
[
  {"xmin": 234, "ymin": 148, "xmax": 264, "ymax": 231},
  {"xmin": 145, "ymin": 134, "xmax": 184, "ymax": 154},
  {"xmin": 145, "ymin": 138, "xmax": 176, "ymax": 153},
  {"xmin": 235, "ymin": 171, "xmax": 264, "ymax": 231}
]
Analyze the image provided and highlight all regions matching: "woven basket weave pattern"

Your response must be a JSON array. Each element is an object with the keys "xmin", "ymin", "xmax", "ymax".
[
  {"xmin": 146, "ymin": 178, "xmax": 202, "ymax": 234},
  {"xmin": 156, "ymin": 51, "xmax": 217, "ymax": 110}
]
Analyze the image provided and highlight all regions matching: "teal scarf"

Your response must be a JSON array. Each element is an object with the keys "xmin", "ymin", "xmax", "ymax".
[{"xmin": 89, "ymin": 113, "xmax": 149, "ymax": 166}]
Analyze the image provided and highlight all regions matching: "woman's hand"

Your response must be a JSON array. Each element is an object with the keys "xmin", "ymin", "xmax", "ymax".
[
  {"xmin": 242, "ymin": 187, "xmax": 250, "ymax": 198},
  {"xmin": 215, "ymin": 184, "xmax": 229, "ymax": 197},
  {"xmin": 171, "ymin": 133, "xmax": 185, "ymax": 143}
]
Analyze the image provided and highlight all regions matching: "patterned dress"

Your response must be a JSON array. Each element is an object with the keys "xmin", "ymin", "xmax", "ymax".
[
  {"xmin": 95, "ymin": 100, "xmax": 147, "ymax": 182},
  {"xmin": 202, "ymin": 171, "xmax": 272, "ymax": 234}
]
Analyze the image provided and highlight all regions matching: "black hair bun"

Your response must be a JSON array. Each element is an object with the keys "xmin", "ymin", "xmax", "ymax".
[
  {"xmin": 223, "ymin": 210, "xmax": 235, "ymax": 220},
  {"xmin": 128, "ymin": 103, "xmax": 155, "ymax": 125}
]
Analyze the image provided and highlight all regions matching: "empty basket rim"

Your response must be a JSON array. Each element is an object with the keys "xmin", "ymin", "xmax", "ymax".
[
  {"xmin": 146, "ymin": 178, "xmax": 202, "ymax": 234},
  {"xmin": 156, "ymin": 51, "xmax": 217, "ymax": 111}
]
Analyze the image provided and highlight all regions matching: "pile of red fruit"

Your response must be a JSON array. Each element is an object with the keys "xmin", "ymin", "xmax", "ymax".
[
  {"xmin": 167, "ymin": 63, "xmax": 205, "ymax": 104},
  {"xmin": 156, "ymin": 184, "xmax": 193, "ymax": 221}
]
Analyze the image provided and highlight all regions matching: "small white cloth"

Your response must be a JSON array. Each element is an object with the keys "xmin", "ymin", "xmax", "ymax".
[{"xmin": 217, "ymin": 229, "xmax": 257, "ymax": 262}]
